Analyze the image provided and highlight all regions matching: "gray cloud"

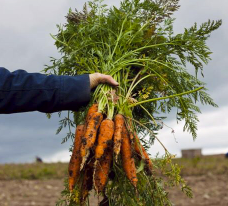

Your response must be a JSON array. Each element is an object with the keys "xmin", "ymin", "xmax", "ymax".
[
  {"xmin": 150, "ymin": 105, "xmax": 228, "ymax": 157},
  {"xmin": 0, "ymin": 0, "xmax": 227, "ymax": 163},
  {"xmin": 174, "ymin": 0, "xmax": 228, "ymax": 108},
  {"xmin": 0, "ymin": 112, "xmax": 73, "ymax": 163}
]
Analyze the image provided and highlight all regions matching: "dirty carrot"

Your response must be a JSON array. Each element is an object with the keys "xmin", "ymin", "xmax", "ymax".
[
  {"xmin": 83, "ymin": 104, "xmax": 98, "ymax": 134},
  {"xmin": 81, "ymin": 157, "xmax": 95, "ymax": 204},
  {"xmin": 121, "ymin": 124, "xmax": 138, "ymax": 188},
  {"xmin": 134, "ymin": 133, "xmax": 153, "ymax": 175},
  {"xmin": 86, "ymin": 104, "xmax": 98, "ymax": 123},
  {"xmin": 94, "ymin": 146, "xmax": 113, "ymax": 193},
  {"xmin": 113, "ymin": 114, "xmax": 125, "ymax": 159},
  {"xmin": 68, "ymin": 124, "xmax": 84, "ymax": 192},
  {"xmin": 80, "ymin": 112, "xmax": 103, "ymax": 169},
  {"xmin": 95, "ymin": 119, "xmax": 114, "ymax": 159},
  {"xmin": 126, "ymin": 119, "xmax": 134, "ymax": 141}
]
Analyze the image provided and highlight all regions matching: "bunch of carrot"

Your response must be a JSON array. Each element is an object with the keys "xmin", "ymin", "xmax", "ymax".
[{"xmin": 68, "ymin": 104, "xmax": 153, "ymax": 204}]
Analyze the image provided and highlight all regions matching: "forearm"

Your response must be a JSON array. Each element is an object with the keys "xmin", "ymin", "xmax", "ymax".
[{"xmin": 0, "ymin": 67, "xmax": 91, "ymax": 114}]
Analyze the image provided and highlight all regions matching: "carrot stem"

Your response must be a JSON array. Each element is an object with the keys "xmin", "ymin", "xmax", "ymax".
[{"xmin": 129, "ymin": 87, "xmax": 204, "ymax": 107}]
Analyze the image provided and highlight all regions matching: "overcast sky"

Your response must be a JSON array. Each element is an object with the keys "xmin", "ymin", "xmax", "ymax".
[{"xmin": 0, "ymin": 0, "xmax": 227, "ymax": 163}]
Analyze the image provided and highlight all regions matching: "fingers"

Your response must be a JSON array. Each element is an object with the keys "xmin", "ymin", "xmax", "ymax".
[
  {"xmin": 89, "ymin": 73, "xmax": 119, "ymax": 89},
  {"xmin": 99, "ymin": 74, "xmax": 119, "ymax": 86}
]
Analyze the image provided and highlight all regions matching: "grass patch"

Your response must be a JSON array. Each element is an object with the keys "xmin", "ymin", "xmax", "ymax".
[
  {"xmin": 0, "ymin": 155, "xmax": 227, "ymax": 180},
  {"xmin": 0, "ymin": 163, "xmax": 68, "ymax": 180},
  {"xmin": 173, "ymin": 154, "xmax": 228, "ymax": 176}
]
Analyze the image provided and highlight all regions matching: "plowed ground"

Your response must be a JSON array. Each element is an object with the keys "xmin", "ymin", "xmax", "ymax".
[{"xmin": 0, "ymin": 174, "xmax": 228, "ymax": 206}]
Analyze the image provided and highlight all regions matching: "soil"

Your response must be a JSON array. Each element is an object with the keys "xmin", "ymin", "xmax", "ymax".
[
  {"xmin": 0, "ymin": 179, "xmax": 63, "ymax": 206},
  {"xmin": 168, "ymin": 174, "xmax": 228, "ymax": 206},
  {"xmin": 0, "ymin": 174, "xmax": 228, "ymax": 206}
]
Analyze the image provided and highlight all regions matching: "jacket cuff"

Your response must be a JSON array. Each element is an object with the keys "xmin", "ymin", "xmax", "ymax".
[{"xmin": 58, "ymin": 74, "xmax": 91, "ymax": 111}]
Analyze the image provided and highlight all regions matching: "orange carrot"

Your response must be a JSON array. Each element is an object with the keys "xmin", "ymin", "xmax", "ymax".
[
  {"xmin": 126, "ymin": 119, "xmax": 134, "ymax": 141},
  {"xmin": 113, "ymin": 114, "xmax": 125, "ymax": 159},
  {"xmin": 80, "ymin": 112, "xmax": 103, "ymax": 169},
  {"xmin": 83, "ymin": 104, "xmax": 98, "ymax": 134},
  {"xmin": 68, "ymin": 125, "xmax": 84, "ymax": 192},
  {"xmin": 134, "ymin": 133, "xmax": 153, "ymax": 175},
  {"xmin": 86, "ymin": 104, "xmax": 98, "ymax": 123},
  {"xmin": 95, "ymin": 119, "xmax": 114, "ymax": 159},
  {"xmin": 121, "ymin": 124, "xmax": 138, "ymax": 188},
  {"xmin": 81, "ymin": 157, "xmax": 95, "ymax": 204},
  {"xmin": 94, "ymin": 146, "xmax": 113, "ymax": 193}
]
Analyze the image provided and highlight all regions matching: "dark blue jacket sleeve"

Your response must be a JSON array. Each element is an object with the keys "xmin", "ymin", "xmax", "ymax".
[{"xmin": 0, "ymin": 67, "xmax": 91, "ymax": 114}]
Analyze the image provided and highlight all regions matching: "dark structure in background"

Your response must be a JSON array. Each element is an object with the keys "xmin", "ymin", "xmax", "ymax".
[
  {"xmin": 225, "ymin": 153, "xmax": 228, "ymax": 158},
  {"xmin": 36, "ymin": 156, "xmax": 43, "ymax": 163},
  {"xmin": 181, "ymin": 149, "xmax": 202, "ymax": 158}
]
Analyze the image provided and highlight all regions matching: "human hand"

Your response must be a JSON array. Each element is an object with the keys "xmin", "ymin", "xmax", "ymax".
[{"xmin": 89, "ymin": 73, "xmax": 119, "ymax": 89}]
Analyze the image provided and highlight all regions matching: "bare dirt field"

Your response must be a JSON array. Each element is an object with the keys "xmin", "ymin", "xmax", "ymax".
[
  {"xmin": 0, "ymin": 155, "xmax": 228, "ymax": 206},
  {"xmin": 168, "ymin": 174, "xmax": 228, "ymax": 206},
  {"xmin": 0, "ymin": 174, "xmax": 228, "ymax": 206},
  {"xmin": 0, "ymin": 179, "xmax": 63, "ymax": 206}
]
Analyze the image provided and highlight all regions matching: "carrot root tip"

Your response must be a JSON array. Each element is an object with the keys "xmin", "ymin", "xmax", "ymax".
[{"xmin": 80, "ymin": 151, "xmax": 90, "ymax": 171}]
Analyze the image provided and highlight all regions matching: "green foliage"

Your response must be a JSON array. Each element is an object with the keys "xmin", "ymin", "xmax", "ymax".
[
  {"xmin": 154, "ymin": 153, "xmax": 192, "ymax": 198},
  {"xmin": 58, "ymin": 112, "xmax": 76, "ymax": 144},
  {"xmin": 44, "ymin": 0, "xmax": 221, "ymax": 140},
  {"xmin": 43, "ymin": 0, "xmax": 221, "ymax": 205}
]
